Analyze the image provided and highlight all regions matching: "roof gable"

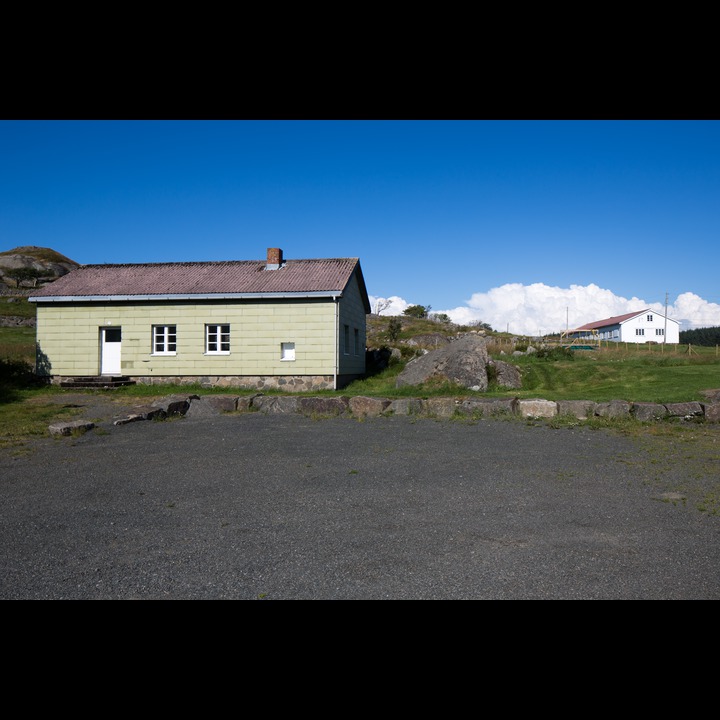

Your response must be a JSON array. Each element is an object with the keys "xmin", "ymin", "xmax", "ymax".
[{"xmin": 29, "ymin": 256, "xmax": 370, "ymax": 311}]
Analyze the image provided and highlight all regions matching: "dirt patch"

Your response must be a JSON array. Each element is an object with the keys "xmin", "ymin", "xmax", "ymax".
[{"xmin": 38, "ymin": 392, "xmax": 164, "ymax": 424}]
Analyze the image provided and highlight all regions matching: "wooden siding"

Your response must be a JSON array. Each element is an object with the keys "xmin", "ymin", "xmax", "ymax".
[
  {"xmin": 337, "ymin": 272, "xmax": 367, "ymax": 376},
  {"xmin": 35, "ymin": 298, "xmax": 339, "ymax": 377}
]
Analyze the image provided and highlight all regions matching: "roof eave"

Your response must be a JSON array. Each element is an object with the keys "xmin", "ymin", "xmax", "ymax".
[{"xmin": 29, "ymin": 291, "xmax": 343, "ymax": 303}]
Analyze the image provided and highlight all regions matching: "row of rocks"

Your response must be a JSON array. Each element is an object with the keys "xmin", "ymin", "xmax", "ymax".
[{"xmin": 48, "ymin": 392, "xmax": 720, "ymax": 436}]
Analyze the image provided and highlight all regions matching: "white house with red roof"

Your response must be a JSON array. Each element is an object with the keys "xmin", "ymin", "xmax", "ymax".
[
  {"xmin": 566, "ymin": 309, "xmax": 680, "ymax": 344},
  {"xmin": 29, "ymin": 248, "xmax": 371, "ymax": 391}
]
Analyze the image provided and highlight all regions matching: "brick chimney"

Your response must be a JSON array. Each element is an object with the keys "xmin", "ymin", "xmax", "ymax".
[{"xmin": 266, "ymin": 247, "xmax": 283, "ymax": 270}]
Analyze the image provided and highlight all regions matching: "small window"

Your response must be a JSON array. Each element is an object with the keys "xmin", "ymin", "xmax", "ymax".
[
  {"xmin": 343, "ymin": 324, "xmax": 350, "ymax": 355},
  {"xmin": 636, "ymin": 328, "xmax": 645, "ymax": 336},
  {"xmin": 206, "ymin": 324, "xmax": 230, "ymax": 354},
  {"xmin": 647, "ymin": 314, "xmax": 653, "ymax": 322},
  {"xmin": 152, "ymin": 325, "xmax": 177, "ymax": 355},
  {"xmin": 281, "ymin": 342, "xmax": 295, "ymax": 361},
  {"xmin": 354, "ymin": 328, "xmax": 360, "ymax": 356},
  {"xmin": 656, "ymin": 328, "xmax": 664, "ymax": 336}
]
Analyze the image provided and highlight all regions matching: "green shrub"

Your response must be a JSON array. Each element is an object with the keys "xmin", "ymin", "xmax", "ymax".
[
  {"xmin": 403, "ymin": 304, "xmax": 431, "ymax": 319},
  {"xmin": 387, "ymin": 318, "xmax": 402, "ymax": 341},
  {"xmin": 0, "ymin": 357, "xmax": 37, "ymax": 387},
  {"xmin": 534, "ymin": 346, "xmax": 575, "ymax": 361},
  {"xmin": 0, "ymin": 357, "xmax": 46, "ymax": 404}
]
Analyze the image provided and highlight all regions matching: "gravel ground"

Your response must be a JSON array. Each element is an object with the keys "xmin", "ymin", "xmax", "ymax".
[{"xmin": 1, "ymin": 409, "xmax": 719, "ymax": 600}]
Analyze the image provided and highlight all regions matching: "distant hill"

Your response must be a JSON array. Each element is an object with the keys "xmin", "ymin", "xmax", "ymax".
[{"xmin": 0, "ymin": 246, "xmax": 79, "ymax": 291}]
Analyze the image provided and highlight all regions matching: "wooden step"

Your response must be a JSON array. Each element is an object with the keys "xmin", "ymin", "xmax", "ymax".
[{"xmin": 59, "ymin": 376, "xmax": 136, "ymax": 389}]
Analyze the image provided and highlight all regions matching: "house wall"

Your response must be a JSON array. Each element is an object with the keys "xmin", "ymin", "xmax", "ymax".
[
  {"xmin": 574, "ymin": 324, "xmax": 621, "ymax": 342},
  {"xmin": 597, "ymin": 325, "xmax": 621, "ymax": 341},
  {"xmin": 621, "ymin": 313, "xmax": 680, "ymax": 343},
  {"xmin": 35, "ymin": 297, "xmax": 342, "ymax": 381},
  {"xmin": 337, "ymin": 271, "xmax": 367, "ymax": 382}
]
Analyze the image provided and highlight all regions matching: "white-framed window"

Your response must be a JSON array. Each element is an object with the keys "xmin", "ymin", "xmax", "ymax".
[
  {"xmin": 636, "ymin": 328, "xmax": 645, "ymax": 336},
  {"xmin": 343, "ymin": 324, "xmax": 350, "ymax": 355},
  {"xmin": 647, "ymin": 314, "xmax": 653, "ymax": 322},
  {"xmin": 656, "ymin": 328, "xmax": 664, "ymax": 336},
  {"xmin": 152, "ymin": 325, "xmax": 177, "ymax": 355},
  {"xmin": 206, "ymin": 324, "xmax": 230, "ymax": 354},
  {"xmin": 281, "ymin": 342, "xmax": 295, "ymax": 361},
  {"xmin": 354, "ymin": 328, "xmax": 360, "ymax": 356}
]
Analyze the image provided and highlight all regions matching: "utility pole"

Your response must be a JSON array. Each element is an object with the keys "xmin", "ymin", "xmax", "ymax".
[{"xmin": 664, "ymin": 292, "xmax": 668, "ymax": 345}]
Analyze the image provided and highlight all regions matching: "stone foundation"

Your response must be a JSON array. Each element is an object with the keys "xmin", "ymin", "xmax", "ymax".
[{"xmin": 132, "ymin": 374, "xmax": 337, "ymax": 392}]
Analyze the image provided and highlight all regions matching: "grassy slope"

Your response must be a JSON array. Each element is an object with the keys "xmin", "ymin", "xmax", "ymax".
[
  {"xmin": 361, "ymin": 314, "xmax": 720, "ymax": 403},
  {"xmin": 0, "ymin": 297, "xmax": 36, "ymax": 364}
]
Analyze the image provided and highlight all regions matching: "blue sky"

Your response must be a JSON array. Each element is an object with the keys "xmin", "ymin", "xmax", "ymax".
[{"xmin": 2, "ymin": 119, "xmax": 719, "ymax": 334}]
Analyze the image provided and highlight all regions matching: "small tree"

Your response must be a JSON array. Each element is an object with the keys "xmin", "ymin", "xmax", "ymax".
[
  {"xmin": 374, "ymin": 298, "xmax": 392, "ymax": 315},
  {"xmin": 4, "ymin": 267, "xmax": 44, "ymax": 287},
  {"xmin": 467, "ymin": 320, "xmax": 494, "ymax": 332},
  {"xmin": 387, "ymin": 318, "xmax": 402, "ymax": 341},
  {"xmin": 430, "ymin": 312, "xmax": 451, "ymax": 324},
  {"xmin": 403, "ymin": 304, "xmax": 431, "ymax": 319}
]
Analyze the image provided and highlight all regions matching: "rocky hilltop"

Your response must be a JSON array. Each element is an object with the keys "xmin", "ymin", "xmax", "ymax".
[{"xmin": 0, "ymin": 246, "xmax": 79, "ymax": 292}]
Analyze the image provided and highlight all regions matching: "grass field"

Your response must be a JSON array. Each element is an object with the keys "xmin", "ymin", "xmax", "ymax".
[
  {"xmin": 0, "ymin": 326, "xmax": 35, "ymax": 363},
  {"xmin": 341, "ymin": 341, "xmax": 720, "ymax": 404},
  {"xmin": 483, "ymin": 344, "xmax": 720, "ymax": 403}
]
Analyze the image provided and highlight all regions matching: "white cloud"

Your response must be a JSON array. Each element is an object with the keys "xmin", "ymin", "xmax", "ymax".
[
  {"xmin": 368, "ymin": 295, "xmax": 409, "ymax": 316},
  {"xmin": 371, "ymin": 285, "xmax": 720, "ymax": 336},
  {"xmin": 669, "ymin": 292, "xmax": 720, "ymax": 330}
]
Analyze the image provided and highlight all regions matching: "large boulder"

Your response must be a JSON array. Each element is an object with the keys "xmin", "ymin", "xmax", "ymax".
[
  {"xmin": 489, "ymin": 359, "xmax": 522, "ymax": 389},
  {"xmin": 395, "ymin": 335, "xmax": 491, "ymax": 391}
]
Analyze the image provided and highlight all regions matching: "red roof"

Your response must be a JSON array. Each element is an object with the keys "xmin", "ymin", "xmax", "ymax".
[
  {"xmin": 572, "ymin": 310, "xmax": 648, "ymax": 331},
  {"xmin": 30, "ymin": 256, "xmax": 369, "ymax": 310}
]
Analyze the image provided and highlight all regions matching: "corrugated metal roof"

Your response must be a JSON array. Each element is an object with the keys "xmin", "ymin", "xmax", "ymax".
[
  {"xmin": 573, "ymin": 310, "xmax": 648, "ymax": 331},
  {"xmin": 29, "ymin": 257, "xmax": 366, "ymax": 300}
]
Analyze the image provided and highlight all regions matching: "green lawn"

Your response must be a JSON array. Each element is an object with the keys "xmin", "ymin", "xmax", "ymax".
[
  {"xmin": 344, "ymin": 344, "xmax": 720, "ymax": 404},
  {"xmin": 487, "ymin": 355, "xmax": 720, "ymax": 403},
  {"xmin": 0, "ymin": 326, "xmax": 35, "ymax": 365},
  {"xmin": 0, "ymin": 296, "xmax": 35, "ymax": 319}
]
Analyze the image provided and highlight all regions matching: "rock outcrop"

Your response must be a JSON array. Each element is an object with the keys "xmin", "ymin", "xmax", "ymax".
[
  {"xmin": 396, "ymin": 334, "xmax": 491, "ymax": 390},
  {"xmin": 488, "ymin": 358, "xmax": 522, "ymax": 390},
  {"xmin": 0, "ymin": 246, "xmax": 79, "ymax": 290},
  {"xmin": 394, "ymin": 334, "xmax": 521, "ymax": 391}
]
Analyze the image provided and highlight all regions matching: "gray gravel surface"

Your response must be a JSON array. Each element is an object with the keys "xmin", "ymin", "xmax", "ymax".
[{"xmin": 2, "ymin": 412, "xmax": 719, "ymax": 599}]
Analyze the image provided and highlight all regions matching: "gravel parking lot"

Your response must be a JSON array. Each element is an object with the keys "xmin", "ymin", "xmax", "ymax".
[{"xmin": 1, "ymin": 411, "xmax": 719, "ymax": 599}]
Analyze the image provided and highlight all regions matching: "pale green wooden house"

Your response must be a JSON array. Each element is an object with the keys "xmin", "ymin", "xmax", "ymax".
[{"xmin": 29, "ymin": 248, "xmax": 371, "ymax": 391}]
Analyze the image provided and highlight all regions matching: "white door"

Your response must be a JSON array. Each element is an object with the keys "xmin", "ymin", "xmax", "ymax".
[{"xmin": 101, "ymin": 327, "xmax": 122, "ymax": 375}]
